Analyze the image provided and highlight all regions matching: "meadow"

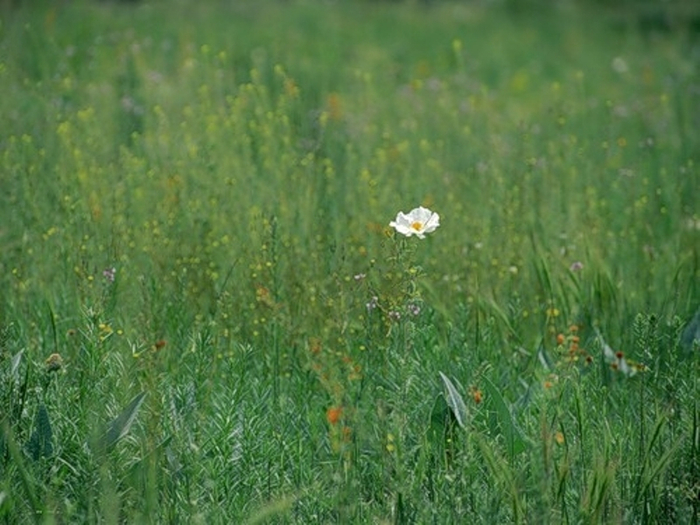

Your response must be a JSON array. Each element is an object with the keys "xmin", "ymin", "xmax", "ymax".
[{"xmin": 1, "ymin": 0, "xmax": 699, "ymax": 522}]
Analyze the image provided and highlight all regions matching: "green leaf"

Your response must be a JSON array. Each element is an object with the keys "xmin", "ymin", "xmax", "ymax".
[
  {"xmin": 481, "ymin": 376, "xmax": 528, "ymax": 458},
  {"xmin": 438, "ymin": 372, "xmax": 468, "ymax": 429},
  {"xmin": 537, "ymin": 342, "xmax": 554, "ymax": 371},
  {"xmin": 10, "ymin": 349, "xmax": 23, "ymax": 379},
  {"xmin": 681, "ymin": 307, "xmax": 700, "ymax": 351},
  {"xmin": 428, "ymin": 395, "xmax": 452, "ymax": 439},
  {"xmin": 1, "ymin": 421, "xmax": 40, "ymax": 521},
  {"xmin": 98, "ymin": 391, "xmax": 147, "ymax": 451},
  {"xmin": 26, "ymin": 404, "xmax": 53, "ymax": 461}
]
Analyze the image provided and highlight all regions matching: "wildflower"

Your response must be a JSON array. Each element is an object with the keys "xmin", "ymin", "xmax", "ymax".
[
  {"xmin": 407, "ymin": 303, "xmax": 421, "ymax": 316},
  {"xmin": 98, "ymin": 323, "xmax": 113, "ymax": 342},
  {"xmin": 470, "ymin": 386, "xmax": 483, "ymax": 404},
  {"xmin": 556, "ymin": 333, "xmax": 565, "ymax": 345},
  {"xmin": 598, "ymin": 328, "xmax": 646, "ymax": 377},
  {"xmin": 255, "ymin": 285, "xmax": 275, "ymax": 308},
  {"xmin": 389, "ymin": 206, "xmax": 440, "ymax": 239},
  {"xmin": 386, "ymin": 433, "xmax": 396, "ymax": 453},
  {"xmin": 103, "ymin": 267, "xmax": 116, "ymax": 282},
  {"xmin": 555, "ymin": 431, "xmax": 565, "ymax": 445},
  {"xmin": 348, "ymin": 363, "xmax": 362, "ymax": 381},
  {"xmin": 546, "ymin": 307, "xmax": 560, "ymax": 318},
  {"xmin": 353, "ymin": 273, "xmax": 366, "ymax": 282},
  {"xmin": 611, "ymin": 56, "xmax": 629, "ymax": 74},
  {"xmin": 569, "ymin": 261, "xmax": 584, "ymax": 272},
  {"xmin": 388, "ymin": 310, "xmax": 401, "ymax": 322},
  {"xmin": 309, "ymin": 338, "xmax": 322, "ymax": 355},
  {"xmin": 99, "ymin": 323, "xmax": 112, "ymax": 333},
  {"xmin": 45, "ymin": 353, "xmax": 63, "ymax": 373},
  {"xmin": 326, "ymin": 406, "xmax": 342, "ymax": 425},
  {"xmin": 366, "ymin": 296, "xmax": 378, "ymax": 311},
  {"xmin": 326, "ymin": 93, "xmax": 343, "ymax": 121},
  {"xmin": 544, "ymin": 374, "xmax": 558, "ymax": 389}
]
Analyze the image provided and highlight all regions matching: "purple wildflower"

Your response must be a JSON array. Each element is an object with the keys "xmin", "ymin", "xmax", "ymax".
[
  {"xmin": 388, "ymin": 310, "xmax": 401, "ymax": 322},
  {"xmin": 366, "ymin": 296, "xmax": 378, "ymax": 311},
  {"xmin": 407, "ymin": 303, "xmax": 421, "ymax": 316},
  {"xmin": 103, "ymin": 267, "xmax": 116, "ymax": 282},
  {"xmin": 569, "ymin": 261, "xmax": 584, "ymax": 272}
]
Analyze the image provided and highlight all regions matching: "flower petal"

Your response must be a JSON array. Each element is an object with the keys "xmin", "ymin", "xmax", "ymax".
[{"xmin": 423, "ymin": 211, "xmax": 440, "ymax": 232}]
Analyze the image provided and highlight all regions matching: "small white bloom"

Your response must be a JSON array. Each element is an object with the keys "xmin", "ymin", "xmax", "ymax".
[
  {"xmin": 611, "ymin": 56, "xmax": 628, "ymax": 74},
  {"xmin": 569, "ymin": 261, "xmax": 584, "ymax": 272},
  {"xmin": 389, "ymin": 206, "xmax": 440, "ymax": 239}
]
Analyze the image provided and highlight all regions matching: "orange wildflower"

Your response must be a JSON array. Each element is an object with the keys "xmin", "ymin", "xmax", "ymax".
[
  {"xmin": 309, "ymin": 338, "xmax": 322, "ymax": 355},
  {"xmin": 326, "ymin": 406, "xmax": 342, "ymax": 425},
  {"xmin": 327, "ymin": 93, "xmax": 343, "ymax": 121}
]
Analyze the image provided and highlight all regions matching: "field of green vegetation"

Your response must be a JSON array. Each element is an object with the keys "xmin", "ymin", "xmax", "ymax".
[{"xmin": 1, "ymin": 0, "xmax": 699, "ymax": 522}]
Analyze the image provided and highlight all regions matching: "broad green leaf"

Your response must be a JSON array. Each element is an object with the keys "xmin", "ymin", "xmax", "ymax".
[
  {"xmin": 481, "ymin": 376, "xmax": 528, "ymax": 458},
  {"xmin": 26, "ymin": 404, "xmax": 53, "ymax": 460},
  {"xmin": 10, "ymin": 350, "xmax": 23, "ymax": 378},
  {"xmin": 681, "ymin": 307, "xmax": 700, "ymax": 351},
  {"xmin": 438, "ymin": 372, "xmax": 468, "ymax": 429},
  {"xmin": 537, "ymin": 343, "xmax": 554, "ymax": 371},
  {"xmin": 428, "ymin": 395, "xmax": 453, "ymax": 445},
  {"xmin": 99, "ymin": 392, "xmax": 147, "ymax": 451}
]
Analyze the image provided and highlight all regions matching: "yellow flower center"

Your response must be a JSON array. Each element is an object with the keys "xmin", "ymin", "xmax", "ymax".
[{"xmin": 411, "ymin": 221, "xmax": 423, "ymax": 231}]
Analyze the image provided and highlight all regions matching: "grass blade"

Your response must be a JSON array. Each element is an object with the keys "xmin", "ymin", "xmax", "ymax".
[{"xmin": 1, "ymin": 421, "xmax": 41, "ymax": 523}]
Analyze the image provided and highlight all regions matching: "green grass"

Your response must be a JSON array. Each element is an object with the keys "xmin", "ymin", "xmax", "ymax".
[{"xmin": 1, "ymin": 0, "xmax": 699, "ymax": 522}]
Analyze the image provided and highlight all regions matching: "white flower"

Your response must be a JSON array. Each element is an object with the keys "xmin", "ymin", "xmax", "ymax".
[
  {"xmin": 389, "ymin": 206, "xmax": 440, "ymax": 239},
  {"xmin": 569, "ymin": 261, "xmax": 584, "ymax": 272}
]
